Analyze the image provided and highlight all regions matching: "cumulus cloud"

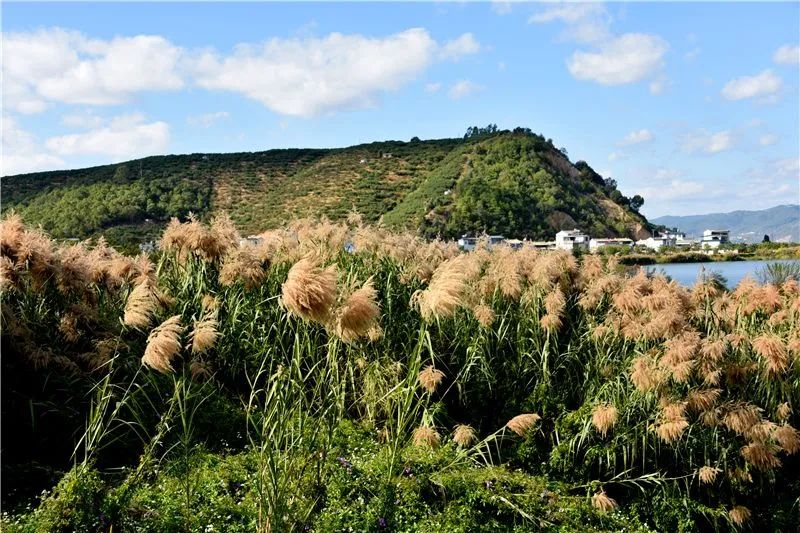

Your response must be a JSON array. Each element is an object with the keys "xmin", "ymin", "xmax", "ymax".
[
  {"xmin": 2, "ymin": 28, "xmax": 183, "ymax": 112},
  {"xmin": 638, "ymin": 178, "xmax": 705, "ymax": 201},
  {"xmin": 1, "ymin": 115, "xmax": 65, "ymax": 175},
  {"xmin": 619, "ymin": 128, "xmax": 653, "ymax": 146},
  {"xmin": 773, "ymin": 44, "xmax": 800, "ymax": 66},
  {"xmin": 759, "ymin": 133, "xmax": 778, "ymax": 146},
  {"xmin": 191, "ymin": 29, "xmax": 479, "ymax": 117},
  {"xmin": 721, "ymin": 69, "xmax": 782, "ymax": 101},
  {"xmin": 529, "ymin": 3, "xmax": 611, "ymax": 44},
  {"xmin": 45, "ymin": 113, "xmax": 170, "ymax": 159},
  {"xmin": 60, "ymin": 111, "xmax": 105, "ymax": 129},
  {"xmin": 187, "ymin": 111, "xmax": 230, "ymax": 128},
  {"xmin": 424, "ymin": 82, "xmax": 442, "ymax": 93},
  {"xmin": 448, "ymin": 80, "xmax": 483, "ymax": 100},
  {"xmin": 567, "ymin": 33, "xmax": 668, "ymax": 85},
  {"xmin": 681, "ymin": 129, "xmax": 734, "ymax": 154},
  {"xmin": 439, "ymin": 33, "xmax": 480, "ymax": 60}
]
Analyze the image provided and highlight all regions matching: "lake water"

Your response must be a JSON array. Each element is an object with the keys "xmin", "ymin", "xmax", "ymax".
[{"xmin": 645, "ymin": 259, "xmax": 800, "ymax": 288}]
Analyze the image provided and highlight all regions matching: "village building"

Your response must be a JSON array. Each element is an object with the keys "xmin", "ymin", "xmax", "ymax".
[
  {"xmin": 700, "ymin": 229, "xmax": 730, "ymax": 249},
  {"xmin": 555, "ymin": 229, "xmax": 589, "ymax": 252},
  {"xmin": 589, "ymin": 237, "xmax": 634, "ymax": 252}
]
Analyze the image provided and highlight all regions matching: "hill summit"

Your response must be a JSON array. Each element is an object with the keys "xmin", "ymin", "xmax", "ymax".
[{"xmin": 2, "ymin": 127, "xmax": 652, "ymax": 248}]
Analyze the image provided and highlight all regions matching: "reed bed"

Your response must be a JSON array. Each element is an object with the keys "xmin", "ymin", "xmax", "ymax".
[{"xmin": 1, "ymin": 213, "xmax": 799, "ymax": 531}]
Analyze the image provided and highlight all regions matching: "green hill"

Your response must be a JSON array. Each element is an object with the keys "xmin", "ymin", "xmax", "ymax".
[{"xmin": 2, "ymin": 127, "xmax": 652, "ymax": 249}]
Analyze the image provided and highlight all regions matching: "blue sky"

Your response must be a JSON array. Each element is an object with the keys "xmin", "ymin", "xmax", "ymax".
[{"xmin": 2, "ymin": 1, "xmax": 799, "ymax": 218}]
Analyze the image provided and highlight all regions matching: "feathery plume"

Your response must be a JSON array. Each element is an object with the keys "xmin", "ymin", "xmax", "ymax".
[
  {"xmin": 773, "ymin": 424, "xmax": 800, "ymax": 454},
  {"xmin": 591, "ymin": 491, "xmax": 618, "ymax": 513},
  {"xmin": 728, "ymin": 506, "xmax": 751, "ymax": 527},
  {"xmin": 591, "ymin": 404, "xmax": 619, "ymax": 437},
  {"xmin": 776, "ymin": 402, "xmax": 792, "ymax": 421},
  {"xmin": 752, "ymin": 334, "xmax": 788, "ymax": 375},
  {"xmin": 629, "ymin": 356, "xmax": 663, "ymax": 393},
  {"xmin": 411, "ymin": 255, "xmax": 470, "ymax": 320},
  {"xmin": 452, "ymin": 424, "xmax": 478, "ymax": 447},
  {"xmin": 697, "ymin": 466, "xmax": 720, "ymax": 485},
  {"xmin": 723, "ymin": 403, "xmax": 762, "ymax": 436},
  {"xmin": 58, "ymin": 312, "xmax": 80, "ymax": 343},
  {"xmin": 219, "ymin": 247, "xmax": 267, "ymax": 289},
  {"xmin": 506, "ymin": 413, "xmax": 540, "ymax": 437},
  {"xmin": 412, "ymin": 425, "xmax": 440, "ymax": 448},
  {"xmin": 190, "ymin": 311, "xmax": 219, "ymax": 354},
  {"xmin": 687, "ymin": 388, "xmax": 721, "ymax": 413},
  {"xmin": 142, "ymin": 315, "xmax": 184, "ymax": 374},
  {"xmin": 472, "ymin": 303, "xmax": 496, "ymax": 328},
  {"xmin": 418, "ymin": 365, "xmax": 445, "ymax": 393},
  {"xmin": 123, "ymin": 280, "xmax": 157, "ymax": 329},
  {"xmin": 281, "ymin": 256, "xmax": 337, "ymax": 323},
  {"xmin": 741, "ymin": 442, "xmax": 781, "ymax": 470},
  {"xmin": 334, "ymin": 279, "xmax": 380, "ymax": 343}
]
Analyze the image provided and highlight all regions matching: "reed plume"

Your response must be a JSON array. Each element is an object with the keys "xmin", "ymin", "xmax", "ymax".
[
  {"xmin": 773, "ymin": 424, "xmax": 800, "ymax": 454},
  {"xmin": 412, "ymin": 425, "xmax": 440, "ymax": 448},
  {"xmin": 629, "ymin": 356, "xmax": 663, "ymax": 392},
  {"xmin": 281, "ymin": 256, "xmax": 337, "ymax": 323},
  {"xmin": 123, "ymin": 280, "xmax": 157, "ymax": 329},
  {"xmin": 506, "ymin": 413, "xmax": 540, "ymax": 437},
  {"xmin": 452, "ymin": 424, "xmax": 478, "ymax": 447},
  {"xmin": 776, "ymin": 402, "xmax": 792, "ymax": 421},
  {"xmin": 591, "ymin": 404, "xmax": 618, "ymax": 437},
  {"xmin": 334, "ymin": 279, "xmax": 380, "ymax": 343},
  {"xmin": 590, "ymin": 491, "xmax": 618, "ymax": 513},
  {"xmin": 741, "ymin": 442, "xmax": 781, "ymax": 471},
  {"xmin": 190, "ymin": 311, "xmax": 219, "ymax": 354},
  {"xmin": 411, "ymin": 255, "xmax": 469, "ymax": 320},
  {"xmin": 728, "ymin": 505, "xmax": 751, "ymax": 526},
  {"xmin": 142, "ymin": 315, "xmax": 184, "ymax": 374},
  {"xmin": 752, "ymin": 334, "xmax": 788, "ymax": 375},
  {"xmin": 418, "ymin": 365, "xmax": 445, "ymax": 393},
  {"xmin": 723, "ymin": 403, "xmax": 762, "ymax": 436},
  {"xmin": 697, "ymin": 466, "xmax": 720, "ymax": 485},
  {"xmin": 219, "ymin": 247, "xmax": 267, "ymax": 289},
  {"xmin": 472, "ymin": 303, "xmax": 496, "ymax": 328}
]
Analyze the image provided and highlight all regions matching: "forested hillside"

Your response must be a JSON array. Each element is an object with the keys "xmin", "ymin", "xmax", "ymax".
[{"xmin": 2, "ymin": 128, "xmax": 652, "ymax": 248}]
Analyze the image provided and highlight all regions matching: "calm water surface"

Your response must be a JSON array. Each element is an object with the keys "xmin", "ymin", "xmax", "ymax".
[{"xmin": 646, "ymin": 259, "xmax": 800, "ymax": 288}]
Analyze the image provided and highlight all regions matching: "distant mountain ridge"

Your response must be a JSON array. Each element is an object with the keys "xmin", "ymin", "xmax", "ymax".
[
  {"xmin": 2, "ymin": 128, "xmax": 652, "ymax": 249},
  {"xmin": 652, "ymin": 204, "xmax": 800, "ymax": 243}
]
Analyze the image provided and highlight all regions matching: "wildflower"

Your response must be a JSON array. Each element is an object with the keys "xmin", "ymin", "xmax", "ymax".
[
  {"xmin": 412, "ymin": 426, "xmax": 440, "ymax": 448},
  {"xmin": 452, "ymin": 424, "xmax": 477, "ymax": 447},
  {"xmin": 698, "ymin": 466, "xmax": 720, "ymax": 485},
  {"xmin": 142, "ymin": 316, "xmax": 184, "ymax": 374},
  {"xmin": 506, "ymin": 413, "xmax": 541, "ymax": 437},
  {"xmin": 281, "ymin": 256, "xmax": 337, "ymax": 323},
  {"xmin": 334, "ymin": 279, "xmax": 380, "ymax": 343},
  {"xmin": 124, "ymin": 280, "xmax": 157, "ymax": 329},
  {"xmin": 728, "ymin": 505, "xmax": 751, "ymax": 527},
  {"xmin": 591, "ymin": 491, "xmax": 618, "ymax": 513},
  {"xmin": 591, "ymin": 404, "xmax": 618, "ymax": 437},
  {"xmin": 418, "ymin": 365, "xmax": 445, "ymax": 393}
]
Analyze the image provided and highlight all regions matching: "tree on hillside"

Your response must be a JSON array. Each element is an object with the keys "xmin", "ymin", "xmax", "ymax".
[
  {"xmin": 763, "ymin": 234, "xmax": 770, "ymax": 243},
  {"xmin": 630, "ymin": 195, "xmax": 644, "ymax": 212}
]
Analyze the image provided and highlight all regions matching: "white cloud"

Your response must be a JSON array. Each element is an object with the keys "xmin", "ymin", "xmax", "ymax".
[
  {"xmin": 448, "ymin": 80, "xmax": 483, "ymax": 100},
  {"xmin": 2, "ymin": 28, "xmax": 183, "ymax": 112},
  {"xmin": 439, "ymin": 33, "xmax": 480, "ymax": 60},
  {"xmin": 529, "ymin": 3, "xmax": 611, "ymax": 44},
  {"xmin": 619, "ymin": 128, "xmax": 653, "ymax": 146},
  {"xmin": 60, "ymin": 111, "xmax": 106, "ymax": 129},
  {"xmin": 759, "ymin": 133, "xmax": 778, "ymax": 146},
  {"xmin": 681, "ymin": 129, "xmax": 734, "ymax": 154},
  {"xmin": 187, "ymin": 111, "xmax": 230, "ymax": 128},
  {"xmin": 567, "ymin": 33, "xmax": 668, "ymax": 85},
  {"xmin": 721, "ymin": 69, "xmax": 782, "ymax": 101},
  {"xmin": 424, "ymin": 82, "xmax": 442, "ymax": 93},
  {"xmin": 639, "ymin": 179, "xmax": 705, "ymax": 201},
  {"xmin": 773, "ymin": 44, "xmax": 800, "ymax": 66},
  {"xmin": 45, "ymin": 113, "xmax": 170, "ymax": 159},
  {"xmin": 608, "ymin": 151, "xmax": 623, "ymax": 162},
  {"xmin": 1, "ymin": 115, "xmax": 64, "ymax": 175},
  {"xmin": 491, "ymin": 0, "xmax": 512, "ymax": 15},
  {"xmin": 191, "ymin": 29, "xmax": 479, "ymax": 118}
]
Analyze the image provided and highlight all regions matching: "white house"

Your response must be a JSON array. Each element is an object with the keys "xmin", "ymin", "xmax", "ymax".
[
  {"xmin": 636, "ymin": 235, "xmax": 676, "ymax": 251},
  {"xmin": 701, "ymin": 229, "xmax": 730, "ymax": 249},
  {"xmin": 239, "ymin": 235, "xmax": 264, "ymax": 247},
  {"xmin": 555, "ymin": 229, "xmax": 589, "ymax": 252},
  {"xmin": 458, "ymin": 234, "xmax": 506, "ymax": 252},
  {"xmin": 589, "ymin": 237, "xmax": 634, "ymax": 252}
]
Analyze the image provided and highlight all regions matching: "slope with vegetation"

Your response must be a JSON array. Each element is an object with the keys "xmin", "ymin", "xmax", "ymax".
[
  {"xmin": 2, "ymin": 214, "xmax": 799, "ymax": 531},
  {"xmin": 2, "ymin": 127, "xmax": 651, "ymax": 250}
]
